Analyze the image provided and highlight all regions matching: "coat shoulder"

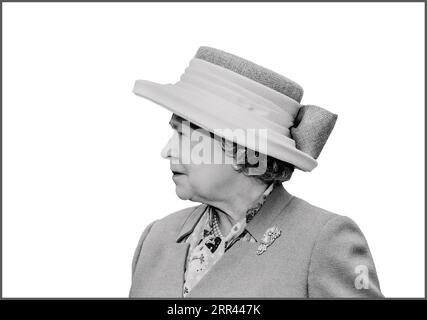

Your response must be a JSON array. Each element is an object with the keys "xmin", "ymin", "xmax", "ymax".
[
  {"xmin": 274, "ymin": 195, "xmax": 352, "ymax": 257},
  {"xmin": 279, "ymin": 196, "xmax": 383, "ymax": 297},
  {"xmin": 287, "ymin": 196, "xmax": 365, "ymax": 239},
  {"xmin": 284, "ymin": 195, "xmax": 343, "ymax": 230}
]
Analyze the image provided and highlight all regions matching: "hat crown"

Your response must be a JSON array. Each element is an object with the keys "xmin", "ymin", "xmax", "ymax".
[{"xmin": 195, "ymin": 46, "xmax": 304, "ymax": 103}]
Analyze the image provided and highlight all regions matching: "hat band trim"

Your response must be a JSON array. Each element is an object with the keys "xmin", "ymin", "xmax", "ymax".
[
  {"xmin": 176, "ymin": 80, "xmax": 290, "ymax": 138},
  {"xmin": 182, "ymin": 60, "xmax": 293, "ymax": 123},
  {"xmin": 179, "ymin": 71, "xmax": 294, "ymax": 130}
]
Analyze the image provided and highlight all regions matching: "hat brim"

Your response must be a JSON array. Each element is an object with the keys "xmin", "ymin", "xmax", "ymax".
[{"xmin": 133, "ymin": 80, "xmax": 317, "ymax": 172}]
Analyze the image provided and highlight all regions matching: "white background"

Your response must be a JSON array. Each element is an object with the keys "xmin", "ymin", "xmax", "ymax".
[{"xmin": 2, "ymin": 2, "xmax": 424, "ymax": 298}]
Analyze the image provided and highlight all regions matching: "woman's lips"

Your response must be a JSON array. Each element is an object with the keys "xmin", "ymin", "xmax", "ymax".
[{"xmin": 172, "ymin": 172, "xmax": 185, "ymax": 180}]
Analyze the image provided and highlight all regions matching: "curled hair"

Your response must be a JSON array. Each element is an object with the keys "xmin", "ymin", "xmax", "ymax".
[{"xmin": 219, "ymin": 137, "xmax": 295, "ymax": 185}]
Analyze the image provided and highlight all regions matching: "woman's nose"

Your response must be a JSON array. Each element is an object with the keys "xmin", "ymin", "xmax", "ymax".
[
  {"xmin": 160, "ymin": 137, "xmax": 172, "ymax": 159},
  {"xmin": 160, "ymin": 132, "xmax": 179, "ymax": 159}
]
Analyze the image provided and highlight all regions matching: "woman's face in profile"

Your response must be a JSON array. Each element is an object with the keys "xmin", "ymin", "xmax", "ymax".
[{"xmin": 160, "ymin": 114, "xmax": 238, "ymax": 203}]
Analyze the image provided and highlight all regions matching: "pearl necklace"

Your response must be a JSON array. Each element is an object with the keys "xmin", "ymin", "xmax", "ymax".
[{"xmin": 212, "ymin": 212, "xmax": 223, "ymax": 238}]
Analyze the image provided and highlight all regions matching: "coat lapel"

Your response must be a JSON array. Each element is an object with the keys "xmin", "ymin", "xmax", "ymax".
[
  {"xmin": 131, "ymin": 241, "xmax": 191, "ymax": 297},
  {"xmin": 156, "ymin": 204, "xmax": 208, "ymax": 297},
  {"xmin": 151, "ymin": 243, "xmax": 190, "ymax": 297},
  {"xmin": 131, "ymin": 205, "xmax": 208, "ymax": 298},
  {"xmin": 176, "ymin": 204, "xmax": 208, "ymax": 242}
]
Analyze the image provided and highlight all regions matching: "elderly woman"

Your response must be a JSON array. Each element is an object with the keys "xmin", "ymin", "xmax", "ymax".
[{"xmin": 129, "ymin": 47, "xmax": 383, "ymax": 298}]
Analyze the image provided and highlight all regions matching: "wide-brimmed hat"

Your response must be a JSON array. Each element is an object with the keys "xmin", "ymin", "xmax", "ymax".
[{"xmin": 133, "ymin": 46, "xmax": 337, "ymax": 172}]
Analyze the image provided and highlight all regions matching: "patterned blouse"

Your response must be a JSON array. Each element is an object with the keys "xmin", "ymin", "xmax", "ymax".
[{"xmin": 182, "ymin": 182, "xmax": 276, "ymax": 297}]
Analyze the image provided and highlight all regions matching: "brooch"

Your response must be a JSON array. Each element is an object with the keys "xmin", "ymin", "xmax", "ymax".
[{"xmin": 256, "ymin": 226, "xmax": 281, "ymax": 255}]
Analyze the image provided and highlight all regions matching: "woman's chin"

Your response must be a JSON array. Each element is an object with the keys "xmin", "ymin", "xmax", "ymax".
[{"xmin": 175, "ymin": 186, "xmax": 191, "ymax": 200}]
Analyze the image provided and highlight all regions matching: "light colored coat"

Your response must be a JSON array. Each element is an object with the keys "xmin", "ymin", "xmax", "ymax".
[{"xmin": 129, "ymin": 184, "xmax": 383, "ymax": 298}]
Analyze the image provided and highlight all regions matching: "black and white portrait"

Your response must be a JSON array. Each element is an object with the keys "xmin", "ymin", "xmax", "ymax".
[{"xmin": 2, "ymin": 2, "xmax": 424, "ymax": 299}]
